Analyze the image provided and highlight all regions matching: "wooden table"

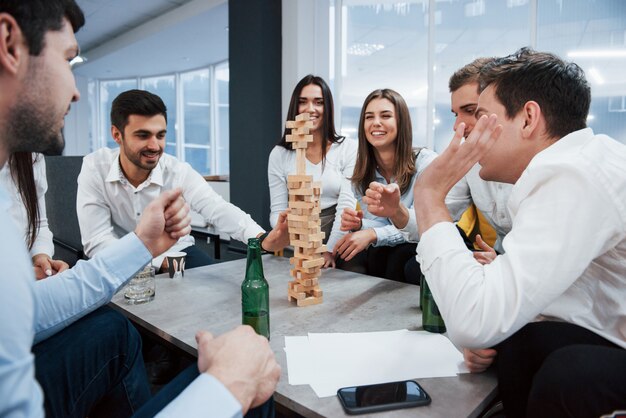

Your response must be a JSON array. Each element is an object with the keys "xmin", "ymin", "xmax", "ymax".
[{"xmin": 111, "ymin": 256, "xmax": 497, "ymax": 417}]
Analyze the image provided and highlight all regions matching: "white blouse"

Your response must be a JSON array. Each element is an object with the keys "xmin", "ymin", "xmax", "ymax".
[{"xmin": 268, "ymin": 139, "xmax": 358, "ymax": 252}]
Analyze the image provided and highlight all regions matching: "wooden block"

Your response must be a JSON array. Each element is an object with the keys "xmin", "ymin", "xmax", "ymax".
[
  {"xmin": 291, "ymin": 239, "xmax": 322, "ymax": 249},
  {"xmin": 288, "ymin": 175, "xmax": 313, "ymax": 182},
  {"xmin": 290, "ymin": 201, "xmax": 316, "ymax": 209},
  {"xmin": 300, "ymin": 277, "xmax": 319, "ymax": 286},
  {"xmin": 293, "ymin": 126, "xmax": 310, "ymax": 134},
  {"xmin": 295, "ymin": 113, "xmax": 310, "ymax": 121},
  {"xmin": 312, "ymin": 288, "xmax": 323, "ymax": 297},
  {"xmin": 302, "ymin": 257, "xmax": 325, "ymax": 269},
  {"xmin": 287, "ymin": 214, "xmax": 319, "ymax": 222},
  {"xmin": 297, "ymin": 296, "xmax": 323, "ymax": 307},
  {"xmin": 289, "ymin": 227, "xmax": 320, "ymax": 236},
  {"xmin": 291, "ymin": 141, "xmax": 310, "ymax": 149},
  {"xmin": 286, "ymin": 120, "xmax": 296, "ymax": 129},
  {"xmin": 288, "ymin": 188, "xmax": 314, "ymax": 196},
  {"xmin": 286, "ymin": 134, "xmax": 313, "ymax": 143},
  {"xmin": 297, "ymin": 232, "xmax": 325, "ymax": 242}
]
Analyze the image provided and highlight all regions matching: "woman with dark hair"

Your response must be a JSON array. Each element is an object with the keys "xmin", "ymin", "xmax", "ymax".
[
  {"xmin": 333, "ymin": 89, "xmax": 437, "ymax": 283},
  {"xmin": 268, "ymin": 75, "xmax": 357, "ymax": 267},
  {"xmin": 0, "ymin": 152, "xmax": 69, "ymax": 279}
]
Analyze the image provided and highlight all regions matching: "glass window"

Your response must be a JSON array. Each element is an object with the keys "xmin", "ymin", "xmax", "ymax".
[
  {"xmin": 141, "ymin": 75, "xmax": 177, "ymax": 156},
  {"xmin": 537, "ymin": 0, "xmax": 626, "ymax": 144},
  {"xmin": 182, "ymin": 68, "xmax": 211, "ymax": 175},
  {"xmin": 432, "ymin": 0, "xmax": 531, "ymax": 151},
  {"xmin": 99, "ymin": 79, "xmax": 137, "ymax": 148},
  {"xmin": 216, "ymin": 62, "xmax": 230, "ymax": 174},
  {"xmin": 339, "ymin": 1, "xmax": 428, "ymax": 146}
]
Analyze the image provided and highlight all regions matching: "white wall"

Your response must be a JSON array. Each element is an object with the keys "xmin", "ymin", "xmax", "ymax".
[{"xmin": 64, "ymin": 75, "xmax": 91, "ymax": 156}]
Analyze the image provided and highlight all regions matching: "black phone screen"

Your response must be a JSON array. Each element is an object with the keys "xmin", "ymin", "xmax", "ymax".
[{"xmin": 337, "ymin": 380, "xmax": 431, "ymax": 414}]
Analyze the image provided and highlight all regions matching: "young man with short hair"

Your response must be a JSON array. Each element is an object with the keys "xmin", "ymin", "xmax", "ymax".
[
  {"xmin": 412, "ymin": 48, "xmax": 626, "ymax": 417},
  {"xmin": 77, "ymin": 89, "xmax": 289, "ymax": 270}
]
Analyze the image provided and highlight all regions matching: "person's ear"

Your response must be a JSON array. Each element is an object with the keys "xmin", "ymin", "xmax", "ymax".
[
  {"xmin": 0, "ymin": 13, "xmax": 26, "ymax": 76},
  {"xmin": 111, "ymin": 125, "xmax": 123, "ymax": 145},
  {"xmin": 521, "ymin": 101, "xmax": 542, "ymax": 139}
]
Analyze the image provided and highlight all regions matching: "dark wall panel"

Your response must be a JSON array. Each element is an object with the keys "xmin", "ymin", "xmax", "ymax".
[{"xmin": 229, "ymin": 0, "xmax": 281, "ymax": 236}]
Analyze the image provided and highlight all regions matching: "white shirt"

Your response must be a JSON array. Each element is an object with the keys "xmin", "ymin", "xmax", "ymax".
[
  {"xmin": 445, "ymin": 164, "xmax": 513, "ymax": 253},
  {"xmin": 77, "ymin": 148, "xmax": 263, "ymax": 266},
  {"xmin": 268, "ymin": 139, "xmax": 357, "ymax": 251},
  {"xmin": 399, "ymin": 164, "xmax": 512, "ymax": 253},
  {"xmin": 417, "ymin": 128, "xmax": 626, "ymax": 350},
  {"xmin": 0, "ymin": 153, "xmax": 54, "ymax": 257}
]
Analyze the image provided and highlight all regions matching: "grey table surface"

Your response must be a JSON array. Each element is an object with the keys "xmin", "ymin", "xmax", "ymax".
[{"xmin": 111, "ymin": 255, "xmax": 497, "ymax": 418}]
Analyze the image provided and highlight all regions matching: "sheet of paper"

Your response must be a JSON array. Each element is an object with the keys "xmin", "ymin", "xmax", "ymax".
[
  {"xmin": 284, "ymin": 329, "xmax": 468, "ymax": 398},
  {"xmin": 284, "ymin": 336, "xmax": 313, "ymax": 385}
]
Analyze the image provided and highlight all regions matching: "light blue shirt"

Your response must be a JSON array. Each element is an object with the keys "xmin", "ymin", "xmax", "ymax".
[
  {"xmin": 0, "ymin": 187, "xmax": 242, "ymax": 417},
  {"xmin": 356, "ymin": 148, "xmax": 438, "ymax": 247}
]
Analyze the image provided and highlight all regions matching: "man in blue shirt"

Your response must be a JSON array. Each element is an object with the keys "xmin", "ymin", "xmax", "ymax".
[{"xmin": 0, "ymin": 1, "xmax": 280, "ymax": 417}]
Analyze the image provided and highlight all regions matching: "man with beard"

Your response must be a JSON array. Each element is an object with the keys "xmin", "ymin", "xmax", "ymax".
[
  {"xmin": 0, "ymin": 1, "xmax": 279, "ymax": 417},
  {"xmin": 77, "ymin": 89, "xmax": 289, "ymax": 270}
]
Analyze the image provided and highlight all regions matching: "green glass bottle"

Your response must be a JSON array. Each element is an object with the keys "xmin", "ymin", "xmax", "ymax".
[
  {"xmin": 241, "ymin": 237, "xmax": 270, "ymax": 339},
  {"xmin": 421, "ymin": 277, "xmax": 446, "ymax": 333}
]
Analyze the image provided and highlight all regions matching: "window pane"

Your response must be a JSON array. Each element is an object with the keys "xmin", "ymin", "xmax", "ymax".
[
  {"xmin": 433, "ymin": 0, "xmax": 530, "ymax": 152},
  {"xmin": 537, "ymin": 0, "xmax": 626, "ymax": 144},
  {"xmin": 141, "ymin": 75, "xmax": 177, "ymax": 157},
  {"xmin": 100, "ymin": 79, "xmax": 137, "ymax": 148},
  {"xmin": 182, "ymin": 69, "xmax": 211, "ymax": 174},
  {"xmin": 216, "ymin": 63, "xmax": 230, "ymax": 174},
  {"xmin": 340, "ymin": 1, "xmax": 428, "ymax": 146},
  {"xmin": 185, "ymin": 146, "xmax": 211, "ymax": 176}
]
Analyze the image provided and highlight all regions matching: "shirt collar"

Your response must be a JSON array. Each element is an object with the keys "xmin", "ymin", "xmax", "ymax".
[{"xmin": 104, "ymin": 152, "xmax": 164, "ymax": 188}]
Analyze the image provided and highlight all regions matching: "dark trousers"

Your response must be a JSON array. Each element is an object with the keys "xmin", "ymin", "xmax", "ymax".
[
  {"xmin": 34, "ymin": 306, "xmax": 151, "ymax": 418},
  {"xmin": 182, "ymin": 244, "xmax": 214, "ymax": 269},
  {"xmin": 134, "ymin": 364, "xmax": 275, "ymax": 418},
  {"xmin": 337, "ymin": 242, "xmax": 419, "ymax": 284},
  {"xmin": 495, "ymin": 321, "xmax": 626, "ymax": 418}
]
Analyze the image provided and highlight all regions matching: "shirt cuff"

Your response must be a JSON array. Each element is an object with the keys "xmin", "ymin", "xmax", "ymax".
[
  {"xmin": 416, "ymin": 221, "xmax": 466, "ymax": 270},
  {"xmin": 156, "ymin": 373, "xmax": 242, "ymax": 418}
]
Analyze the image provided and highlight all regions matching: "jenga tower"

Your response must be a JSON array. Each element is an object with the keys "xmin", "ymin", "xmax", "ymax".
[{"xmin": 286, "ymin": 113, "xmax": 325, "ymax": 306}]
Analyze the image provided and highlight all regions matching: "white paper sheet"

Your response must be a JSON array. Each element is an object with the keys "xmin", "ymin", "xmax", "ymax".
[{"xmin": 284, "ymin": 329, "xmax": 469, "ymax": 398}]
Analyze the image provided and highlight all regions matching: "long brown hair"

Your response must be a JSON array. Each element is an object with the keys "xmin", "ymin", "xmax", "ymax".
[
  {"xmin": 277, "ymin": 75, "xmax": 344, "ymax": 166},
  {"xmin": 351, "ymin": 89, "xmax": 416, "ymax": 196},
  {"xmin": 9, "ymin": 152, "xmax": 39, "ymax": 250}
]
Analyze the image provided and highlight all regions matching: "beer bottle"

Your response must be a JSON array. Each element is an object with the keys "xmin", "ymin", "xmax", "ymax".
[
  {"xmin": 241, "ymin": 237, "xmax": 270, "ymax": 339},
  {"xmin": 421, "ymin": 276, "xmax": 446, "ymax": 333}
]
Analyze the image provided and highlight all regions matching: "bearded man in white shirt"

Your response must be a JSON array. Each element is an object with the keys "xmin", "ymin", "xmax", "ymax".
[{"xmin": 77, "ymin": 89, "xmax": 289, "ymax": 270}]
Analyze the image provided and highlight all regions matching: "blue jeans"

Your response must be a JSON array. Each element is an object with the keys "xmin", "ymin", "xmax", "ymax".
[
  {"xmin": 134, "ymin": 364, "xmax": 275, "ymax": 418},
  {"xmin": 34, "ymin": 306, "xmax": 151, "ymax": 418}
]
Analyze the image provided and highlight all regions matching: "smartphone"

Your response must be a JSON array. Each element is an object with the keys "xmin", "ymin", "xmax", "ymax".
[{"xmin": 337, "ymin": 380, "xmax": 431, "ymax": 415}]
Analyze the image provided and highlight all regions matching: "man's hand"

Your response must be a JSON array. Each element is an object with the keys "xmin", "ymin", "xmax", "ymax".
[
  {"xmin": 473, "ymin": 234, "xmax": 497, "ymax": 265},
  {"xmin": 463, "ymin": 348, "xmax": 497, "ymax": 373},
  {"xmin": 363, "ymin": 182, "xmax": 410, "ymax": 228},
  {"xmin": 196, "ymin": 326, "xmax": 281, "ymax": 414},
  {"xmin": 414, "ymin": 115, "xmax": 502, "ymax": 236},
  {"xmin": 32, "ymin": 254, "xmax": 69, "ymax": 280},
  {"xmin": 340, "ymin": 208, "xmax": 363, "ymax": 231},
  {"xmin": 333, "ymin": 229, "xmax": 376, "ymax": 261},
  {"xmin": 135, "ymin": 188, "xmax": 191, "ymax": 257},
  {"xmin": 322, "ymin": 251, "xmax": 336, "ymax": 268},
  {"xmin": 261, "ymin": 210, "xmax": 290, "ymax": 252}
]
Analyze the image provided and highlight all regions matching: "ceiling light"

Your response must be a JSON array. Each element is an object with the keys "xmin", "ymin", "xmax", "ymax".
[
  {"xmin": 567, "ymin": 49, "xmax": 626, "ymax": 58},
  {"xmin": 346, "ymin": 43, "xmax": 385, "ymax": 57},
  {"xmin": 70, "ymin": 55, "xmax": 86, "ymax": 67}
]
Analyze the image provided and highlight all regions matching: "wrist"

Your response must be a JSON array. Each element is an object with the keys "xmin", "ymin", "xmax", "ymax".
[
  {"xmin": 391, "ymin": 204, "xmax": 409, "ymax": 229},
  {"xmin": 208, "ymin": 371, "xmax": 254, "ymax": 414}
]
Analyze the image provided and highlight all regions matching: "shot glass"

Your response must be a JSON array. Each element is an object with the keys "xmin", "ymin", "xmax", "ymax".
[
  {"xmin": 124, "ymin": 265, "xmax": 156, "ymax": 304},
  {"xmin": 165, "ymin": 251, "xmax": 186, "ymax": 279}
]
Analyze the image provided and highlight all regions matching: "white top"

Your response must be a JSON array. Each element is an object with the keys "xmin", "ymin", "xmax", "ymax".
[
  {"xmin": 399, "ymin": 164, "xmax": 512, "ymax": 253},
  {"xmin": 416, "ymin": 128, "xmax": 626, "ymax": 350},
  {"xmin": 77, "ymin": 148, "xmax": 264, "ymax": 266},
  {"xmin": 0, "ymin": 153, "xmax": 54, "ymax": 257},
  {"xmin": 268, "ymin": 139, "xmax": 358, "ymax": 251},
  {"xmin": 445, "ymin": 164, "xmax": 513, "ymax": 253}
]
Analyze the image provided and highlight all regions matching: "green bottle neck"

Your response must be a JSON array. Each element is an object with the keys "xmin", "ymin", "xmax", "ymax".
[{"xmin": 245, "ymin": 238, "xmax": 265, "ymax": 280}]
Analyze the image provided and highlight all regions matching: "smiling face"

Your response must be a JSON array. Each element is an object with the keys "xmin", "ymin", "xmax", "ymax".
[
  {"xmin": 363, "ymin": 98, "xmax": 398, "ymax": 153},
  {"xmin": 113, "ymin": 114, "xmax": 166, "ymax": 179},
  {"xmin": 6, "ymin": 18, "xmax": 80, "ymax": 156},
  {"xmin": 451, "ymin": 82, "xmax": 479, "ymax": 138},
  {"xmin": 298, "ymin": 84, "xmax": 325, "ymax": 133}
]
